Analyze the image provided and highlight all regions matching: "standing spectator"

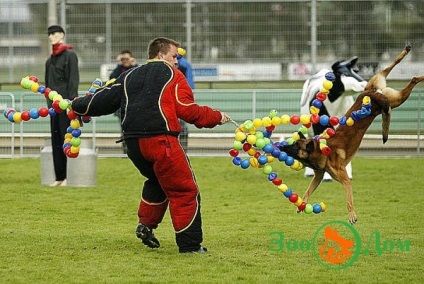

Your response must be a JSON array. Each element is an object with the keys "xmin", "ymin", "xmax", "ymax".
[
  {"xmin": 176, "ymin": 47, "xmax": 195, "ymax": 151},
  {"xmin": 45, "ymin": 25, "xmax": 79, "ymax": 187},
  {"xmin": 109, "ymin": 50, "xmax": 138, "ymax": 154},
  {"xmin": 70, "ymin": 37, "xmax": 231, "ymax": 253},
  {"xmin": 177, "ymin": 47, "xmax": 195, "ymax": 89},
  {"xmin": 109, "ymin": 50, "xmax": 138, "ymax": 81}
]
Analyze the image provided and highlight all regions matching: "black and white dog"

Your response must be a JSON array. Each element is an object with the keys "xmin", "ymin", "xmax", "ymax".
[{"xmin": 300, "ymin": 57, "xmax": 367, "ymax": 180}]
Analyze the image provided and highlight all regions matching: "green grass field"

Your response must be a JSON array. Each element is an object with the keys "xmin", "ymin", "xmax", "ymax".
[{"xmin": 0, "ymin": 157, "xmax": 423, "ymax": 283}]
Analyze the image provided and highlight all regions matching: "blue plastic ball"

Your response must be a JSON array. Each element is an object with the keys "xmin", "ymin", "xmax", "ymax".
[
  {"xmin": 339, "ymin": 117, "xmax": 347, "ymax": 125},
  {"xmin": 263, "ymin": 143, "xmax": 274, "ymax": 153},
  {"xmin": 271, "ymin": 148, "xmax": 281, "ymax": 158},
  {"xmin": 283, "ymin": 189, "xmax": 293, "ymax": 198},
  {"xmin": 240, "ymin": 159, "xmax": 250, "ymax": 169},
  {"xmin": 7, "ymin": 112, "xmax": 15, "ymax": 122},
  {"xmin": 325, "ymin": 72, "xmax": 336, "ymax": 81},
  {"xmin": 258, "ymin": 155, "xmax": 268, "ymax": 165},
  {"xmin": 263, "ymin": 130, "xmax": 272, "ymax": 138},
  {"xmin": 63, "ymin": 142, "xmax": 72, "ymax": 149},
  {"xmin": 312, "ymin": 99, "xmax": 323, "ymax": 108},
  {"xmin": 268, "ymin": 172, "xmax": 277, "ymax": 181},
  {"xmin": 72, "ymin": 129, "xmax": 82, "ymax": 138},
  {"xmin": 48, "ymin": 108, "xmax": 56, "ymax": 116},
  {"xmin": 38, "ymin": 85, "xmax": 46, "ymax": 94},
  {"xmin": 278, "ymin": 151, "xmax": 288, "ymax": 161},
  {"xmin": 29, "ymin": 108, "xmax": 39, "ymax": 119},
  {"xmin": 285, "ymin": 156, "xmax": 294, "ymax": 166},
  {"xmin": 313, "ymin": 203, "xmax": 322, "ymax": 214},
  {"xmin": 350, "ymin": 111, "xmax": 359, "ymax": 121},
  {"xmin": 319, "ymin": 115, "xmax": 329, "ymax": 126},
  {"xmin": 232, "ymin": 157, "xmax": 242, "ymax": 166},
  {"xmin": 67, "ymin": 126, "xmax": 74, "ymax": 133}
]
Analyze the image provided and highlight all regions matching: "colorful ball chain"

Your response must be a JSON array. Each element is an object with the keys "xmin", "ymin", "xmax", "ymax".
[
  {"xmin": 3, "ymin": 75, "xmax": 102, "ymax": 158},
  {"xmin": 229, "ymin": 72, "xmax": 372, "ymax": 215}
]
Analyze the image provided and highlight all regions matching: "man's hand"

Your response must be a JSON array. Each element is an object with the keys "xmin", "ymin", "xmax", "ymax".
[{"xmin": 220, "ymin": 112, "xmax": 231, "ymax": 125}]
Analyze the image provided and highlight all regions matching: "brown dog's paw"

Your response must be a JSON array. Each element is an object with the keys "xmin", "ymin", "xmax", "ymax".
[{"xmin": 348, "ymin": 212, "xmax": 358, "ymax": 225}]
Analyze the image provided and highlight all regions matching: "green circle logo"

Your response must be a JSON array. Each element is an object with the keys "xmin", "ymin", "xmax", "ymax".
[{"xmin": 312, "ymin": 220, "xmax": 361, "ymax": 270}]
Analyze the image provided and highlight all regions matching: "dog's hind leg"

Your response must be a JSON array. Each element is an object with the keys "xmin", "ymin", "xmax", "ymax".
[
  {"xmin": 383, "ymin": 75, "xmax": 424, "ymax": 108},
  {"xmin": 365, "ymin": 45, "xmax": 411, "ymax": 91}
]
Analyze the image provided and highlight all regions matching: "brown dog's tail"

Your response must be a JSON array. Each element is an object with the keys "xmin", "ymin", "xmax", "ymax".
[{"xmin": 370, "ymin": 90, "xmax": 391, "ymax": 143}]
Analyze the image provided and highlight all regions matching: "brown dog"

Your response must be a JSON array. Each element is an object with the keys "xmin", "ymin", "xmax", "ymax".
[{"xmin": 280, "ymin": 45, "xmax": 424, "ymax": 224}]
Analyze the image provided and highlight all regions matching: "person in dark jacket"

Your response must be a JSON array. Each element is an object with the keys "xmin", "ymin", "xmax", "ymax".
[
  {"xmin": 109, "ymin": 50, "xmax": 138, "ymax": 154},
  {"xmin": 109, "ymin": 50, "xmax": 138, "ymax": 81},
  {"xmin": 45, "ymin": 25, "xmax": 79, "ymax": 187},
  {"xmin": 71, "ymin": 37, "xmax": 231, "ymax": 253}
]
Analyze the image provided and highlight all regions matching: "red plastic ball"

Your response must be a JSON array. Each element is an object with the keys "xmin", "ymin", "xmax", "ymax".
[
  {"xmin": 254, "ymin": 152, "xmax": 261, "ymax": 159},
  {"xmin": 52, "ymin": 100, "xmax": 63, "ymax": 113},
  {"xmin": 242, "ymin": 143, "xmax": 252, "ymax": 151},
  {"xmin": 289, "ymin": 193, "xmax": 299, "ymax": 203},
  {"xmin": 316, "ymin": 92, "xmax": 327, "ymax": 101},
  {"xmin": 272, "ymin": 178, "xmax": 282, "ymax": 185},
  {"xmin": 229, "ymin": 149, "xmax": 239, "ymax": 157},
  {"xmin": 321, "ymin": 146, "xmax": 331, "ymax": 156},
  {"xmin": 67, "ymin": 109, "xmax": 78, "ymax": 120},
  {"xmin": 329, "ymin": 116, "xmax": 339, "ymax": 126},
  {"xmin": 38, "ymin": 107, "xmax": 49, "ymax": 117},
  {"xmin": 21, "ymin": 111, "xmax": 31, "ymax": 121},
  {"xmin": 266, "ymin": 125, "xmax": 275, "ymax": 131},
  {"xmin": 298, "ymin": 202, "xmax": 307, "ymax": 211},
  {"xmin": 290, "ymin": 115, "xmax": 300, "ymax": 125},
  {"xmin": 29, "ymin": 76, "xmax": 38, "ymax": 83},
  {"xmin": 326, "ymin": 128, "xmax": 336, "ymax": 137},
  {"xmin": 310, "ymin": 114, "xmax": 320, "ymax": 124}
]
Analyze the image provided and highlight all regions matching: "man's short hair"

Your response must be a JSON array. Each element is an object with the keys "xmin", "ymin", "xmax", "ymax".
[{"xmin": 148, "ymin": 37, "xmax": 180, "ymax": 59}]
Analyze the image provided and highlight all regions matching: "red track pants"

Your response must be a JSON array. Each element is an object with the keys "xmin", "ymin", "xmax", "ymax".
[{"xmin": 126, "ymin": 135, "xmax": 203, "ymax": 252}]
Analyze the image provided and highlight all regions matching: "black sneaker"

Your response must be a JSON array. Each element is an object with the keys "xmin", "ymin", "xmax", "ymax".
[
  {"xmin": 180, "ymin": 246, "xmax": 208, "ymax": 254},
  {"xmin": 135, "ymin": 223, "xmax": 160, "ymax": 248}
]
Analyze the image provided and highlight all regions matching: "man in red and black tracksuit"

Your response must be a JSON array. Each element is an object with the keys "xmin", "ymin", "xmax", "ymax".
[{"xmin": 71, "ymin": 37, "xmax": 231, "ymax": 253}]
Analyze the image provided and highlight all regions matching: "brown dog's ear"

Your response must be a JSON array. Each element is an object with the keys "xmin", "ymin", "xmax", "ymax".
[
  {"xmin": 306, "ymin": 140, "xmax": 315, "ymax": 153},
  {"xmin": 298, "ymin": 131, "xmax": 307, "ymax": 139}
]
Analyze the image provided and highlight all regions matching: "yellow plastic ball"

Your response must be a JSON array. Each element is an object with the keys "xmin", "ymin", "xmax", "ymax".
[
  {"xmin": 70, "ymin": 119, "xmax": 81, "ymax": 129},
  {"xmin": 294, "ymin": 197, "xmax": 303, "ymax": 206},
  {"xmin": 248, "ymin": 128, "xmax": 256, "ymax": 135},
  {"xmin": 235, "ymin": 132, "xmax": 246, "ymax": 142},
  {"xmin": 278, "ymin": 184, "xmax": 288, "ymax": 193},
  {"xmin": 309, "ymin": 106, "xmax": 320, "ymax": 114},
  {"xmin": 246, "ymin": 134, "xmax": 257, "ymax": 145},
  {"xmin": 70, "ymin": 146, "xmax": 80, "ymax": 154},
  {"xmin": 281, "ymin": 114, "xmax": 290, "ymax": 124},
  {"xmin": 322, "ymin": 80, "xmax": 333, "ymax": 90},
  {"xmin": 30, "ymin": 83, "xmax": 40, "ymax": 93},
  {"xmin": 290, "ymin": 160, "xmax": 300, "ymax": 170},
  {"xmin": 271, "ymin": 116, "xmax": 281, "ymax": 126},
  {"xmin": 13, "ymin": 112, "xmax": 22, "ymax": 123},
  {"xmin": 362, "ymin": 96, "xmax": 371, "ymax": 105},
  {"xmin": 320, "ymin": 87, "xmax": 330, "ymax": 94},
  {"xmin": 253, "ymin": 118, "xmax": 263, "ymax": 128},
  {"xmin": 292, "ymin": 132, "xmax": 300, "ymax": 141},
  {"xmin": 65, "ymin": 133, "xmax": 73, "ymax": 140},
  {"xmin": 250, "ymin": 158, "xmax": 259, "ymax": 168},
  {"xmin": 267, "ymin": 155, "xmax": 274, "ymax": 163},
  {"xmin": 320, "ymin": 202, "xmax": 327, "ymax": 212},
  {"xmin": 262, "ymin": 116, "xmax": 272, "ymax": 127},
  {"xmin": 300, "ymin": 114, "xmax": 311, "ymax": 125},
  {"xmin": 346, "ymin": 117, "xmax": 354, "ymax": 126},
  {"xmin": 247, "ymin": 148, "xmax": 257, "ymax": 156}
]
